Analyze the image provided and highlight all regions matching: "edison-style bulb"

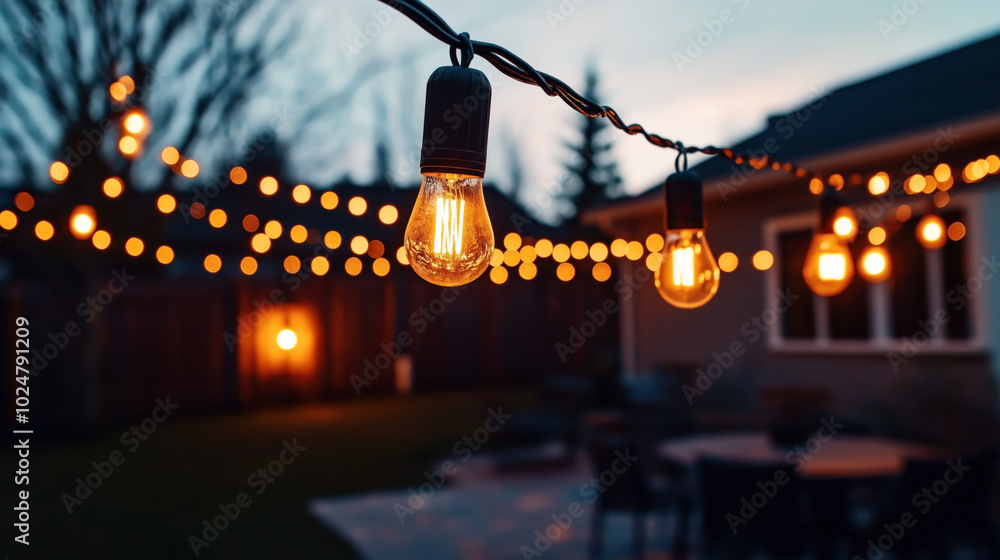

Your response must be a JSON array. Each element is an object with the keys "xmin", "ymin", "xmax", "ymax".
[
  {"xmin": 655, "ymin": 229, "xmax": 720, "ymax": 308},
  {"xmin": 404, "ymin": 173, "xmax": 494, "ymax": 286},
  {"xmin": 803, "ymin": 233, "xmax": 855, "ymax": 296}
]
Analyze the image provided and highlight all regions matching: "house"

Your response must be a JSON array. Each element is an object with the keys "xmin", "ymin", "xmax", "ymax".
[{"xmin": 584, "ymin": 32, "xmax": 1000, "ymax": 439}]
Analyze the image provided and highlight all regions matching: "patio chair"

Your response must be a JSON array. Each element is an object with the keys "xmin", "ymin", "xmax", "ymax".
[{"xmin": 697, "ymin": 457, "xmax": 806, "ymax": 560}]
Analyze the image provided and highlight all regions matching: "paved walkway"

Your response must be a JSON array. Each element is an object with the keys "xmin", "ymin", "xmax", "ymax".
[{"xmin": 309, "ymin": 454, "xmax": 674, "ymax": 559}]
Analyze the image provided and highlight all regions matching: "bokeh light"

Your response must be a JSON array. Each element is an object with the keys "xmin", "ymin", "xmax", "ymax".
[
  {"xmin": 718, "ymin": 252, "xmax": 738, "ymax": 272},
  {"xmin": 752, "ymin": 250, "xmax": 774, "ymax": 271}
]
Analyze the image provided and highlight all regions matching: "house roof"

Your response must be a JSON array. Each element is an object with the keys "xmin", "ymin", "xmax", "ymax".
[{"xmin": 588, "ymin": 31, "xmax": 1000, "ymax": 220}]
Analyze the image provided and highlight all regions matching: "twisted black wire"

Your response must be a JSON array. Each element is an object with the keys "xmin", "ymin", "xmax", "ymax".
[{"xmin": 377, "ymin": 0, "xmax": 817, "ymax": 180}]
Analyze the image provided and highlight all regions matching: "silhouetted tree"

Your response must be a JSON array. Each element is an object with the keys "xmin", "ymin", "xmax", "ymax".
[
  {"xmin": 504, "ymin": 134, "xmax": 525, "ymax": 202},
  {"xmin": 0, "ymin": 0, "xmax": 300, "ymax": 192},
  {"xmin": 560, "ymin": 67, "xmax": 622, "ymax": 223}
]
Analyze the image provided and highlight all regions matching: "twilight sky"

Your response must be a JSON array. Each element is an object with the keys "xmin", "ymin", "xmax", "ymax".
[{"xmin": 288, "ymin": 0, "xmax": 1000, "ymax": 220}]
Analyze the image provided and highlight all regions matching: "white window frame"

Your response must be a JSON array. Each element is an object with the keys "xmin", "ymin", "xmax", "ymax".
[{"xmin": 763, "ymin": 190, "xmax": 989, "ymax": 355}]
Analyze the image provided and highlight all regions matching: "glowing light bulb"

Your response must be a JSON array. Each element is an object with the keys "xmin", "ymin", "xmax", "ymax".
[
  {"xmin": 654, "ymin": 170, "xmax": 719, "ymax": 308},
  {"xmin": 803, "ymin": 233, "xmax": 854, "ymax": 296},
  {"xmin": 655, "ymin": 229, "xmax": 720, "ymax": 308},
  {"xmin": 917, "ymin": 214, "xmax": 946, "ymax": 249},
  {"xmin": 276, "ymin": 329, "xmax": 297, "ymax": 350},
  {"xmin": 404, "ymin": 173, "xmax": 493, "ymax": 286},
  {"xmin": 832, "ymin": 206, "xmax": 858, "ymax": 241},
  {"xmin": 69, "ymin": 205, "xmax": 97, "ymax": 240},
  {"xmin": 859, "ymin": 245, "xmax": 891, "ymax": 282}
]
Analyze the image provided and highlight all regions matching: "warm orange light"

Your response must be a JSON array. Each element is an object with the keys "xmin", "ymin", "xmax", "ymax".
[
  {"xmin": 948, "ymin": 221, "xmax": 966, "ymax": 241},
  {"xmin": 119, "ymin": 136, "xmax": 139, "ymax": 156},
  {"xmin": 208, "ymin": 209, "xmax": 227, "ymax": 228},
  {"xmin": 860, "ymin": 246, "xmax": 891, "ymax": 283},
  {"xmin": 109, "ymin": 82, "xmax": 127, "ymax": 102},
  {"xmin": 240, "ymin": 256, "xmax": 258, "ymax": 275},
  {"xmin": 156, "ymin": 246, "xmax": 175, "ymax": 265},
  {"xmin": 292, "ymin": 184, "xmax": 311, "ymax": 204},
  {"xmin": 556, "ymin": 262, "xmax": 576, "ymax": 281},
  {"xmin": 718, "ymin": 252, "xmax": 738, "ymax": 272},
  {"xmin": 592, "ymin": 262, "xmax": 612, "ymax": 282},
  {"xmin": 161, "ymin": 147, "xmax": 180, "ymax": 165},
  {"xmin": 15, "ymin": 192, "xmax": 35, "ymax": 212},
  {"xmin": 809, "ymin": 177, "xmax": 824, "ymax": 195},
  {"xmin": 0, "ymin": 210, "xmax": 17, "ymax": 230},
  {"xmin": 504, "ymin": 233, "xmax": 522, "ymax": 251},
  {"xmin": 348, "ymin": 196, "xmax": 367, "ymax": 216},
  {"xmin": 324, "ymin": 231, "xmax": 342, "ymax": 250},
  {"xmin": 987, "ymin": 155, "xmax": 1000, "ymax": 174},
  {"xmin": 519, "ymin": 245, "xmax": 537, "ymax": 263},
  {"xmin": 378, "ymin": 205, "xmax": 399, "ymax": 225},
  {"xmin": 251, "ymin": 233, "xmax": 271, "ymax": 254},
  {"xmin": 829, "ymin": 174, "xmax": 844, "ymax": 190},
  {"xmin": 519, "ymin": 262, "xmax": 537, "ymax": 280},
  {"xmin": 367, "ymin": 240, "xmax": 385, "ymax": 259},
  {"xmin": 489, "ymin": 248, "xmax": 504, "ymax": 267},
  {"xmin": 290, "ymin": 225, "xmax": 308, "ymax": 244},
  {"xmin": 803, "ymin": 234, "xmax": 854, "ymax": 297},
  {"xmin": 933, "ymin": 164, "xmax": 951, "ymax": 183},
  {"xmin": 896, "ymin": 205, "xmax": 912, "ymax": 222},
  {"xmin": 204, "ymin": 254, "xmax": 222, "ymax": 273},
  {"xmin": 868, "ymin": 172, "xmax": 889, "ymax": 195},
  {"xmin": 904, "ymin": 175, "xmax": 925, "ymax": 194},
  {"xmin": 124, "ymin": 112, "xmax": 147, "ymax": 135},
  {"xmin": 646, "ymin": 252, "xmax": 663, "ymax": 272},
  {"xmin": 70, "ymin": 205, "xmax": 97, "ymax": 239},
  {"xmin": 156, "ymin": 194, "xmax": 176, "ymax": 213},
  {"xmin": 535, "ymin": 239, "xmax": 553, "ymax": 258},
  {"xmin": 284, "ymin": 255, "xmax": 302, "ymax": 274},
  {"xmin": 570, "ymin": 241, "xmax": 588, "ymax": 260},
  {"xmin": 49, "ymin": 161, "xmax": 69, "ymax": 184},
  {"xmin": 118, "ymin": 75, "xmax": 135, "ymax": 94},
  {"xmin": 589, "ymin": 242, "xmax": 609, "ymax": 262},
  {"xmin": 917, "ymin": 215, "xmax": 946, "ymax": 249},
  {"xmin": 181, "ymin": 160, "xmax": 199, "ymax": 178},
  {"xmin": 344, "ymin": 257, "xmax": 362, "ymax": 276},
  {"xmin": 625, "ymin": 241, "xmax": 644, "ymax": 261},
  {"xmin": 92, "ymin": 230, "xmax": 111, "ymax": 250},
  {"xmin": 868, "ymin": 227, "xmax": 887, "ymax": 246},
  {"xmin": 933, "ymin": 191, "xmax": 950, "ymax": 208},
  {"xmin": 832, "ymin": 206, "xmax": 858, "ymax": 241},
  {"xmin": 125, "ymin": 237, "xmax": 144, "ymax": 256},
  {"xmin": 752, "ymin": 250, "xmax": 774, "ymax": 271},
  {"xmin": 646, "ymin": 233, "xmax": 665, "ymax": 253},
  {"xmin": 276, "ymin": 329, "xmax": 298, "ymax": 350},
  {"xmin": 312, "ymin": 256, "xmax": 331, "ymax": 276},
  {"xmin": 190, "ymin": 203, "xmax": 206, "ymax": 219},
  {"xmin": 103, "ymin": 177, "xmax": 124, "ymax": 198},
  {"xmin": 552, "ymin": 243, "xmax": 571, "ymax": 263},
  {"xmin": 321, "ymin": 191, "xmax": 339, "ymax": 210},
  {"xmin": 350, "ymin": 235, "xmax": 369, "ymax": 255},
  {"xmin": 230, "ymin": 167, "xmax": 247, "ymax": 185},
  {"xmin": 34, "ymin": 220, "xmax": 54, "ymax": 241},
  {"xmin": 503, "ymin": 249, "xmax": 519, "ymax": 267},
  {"xmin": 264, "ymin": 220, "xmax": 282, "ymax": 239},
  {"xmin": 243, "ymin": 214, "xmax": 259, "ymax": 232},
  {"xmin": 260, "ymin": 176, "xmax": 278, "ymax": 196},
  {"xmin": 397, "ymin": 246, "xmax": 410, "ymax": 265},
  {"xmin": 373, "ymin": 258, "xmax": 391, "ymax": 277},
  {"xmin": 490, "ymin": 266, "xmax": 508, "ymax": 284}
]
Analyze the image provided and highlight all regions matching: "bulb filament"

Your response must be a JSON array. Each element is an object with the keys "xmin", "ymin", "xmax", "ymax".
[
  {"xmin": 818, "ymin": 253, "xmax": 846, "ymax": 281},
  {"xmin": 433, "ymin": 194, "xmax": 465, "ymax": 255},
  {"xmin": 672, "ymin": 246, "xmax": 695, "ymax": 286}
]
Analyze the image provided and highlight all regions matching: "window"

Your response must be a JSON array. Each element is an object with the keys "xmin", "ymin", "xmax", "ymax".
[{"xmin": 764, "ymin": 200, "xmax": 983, "ymax": 353}]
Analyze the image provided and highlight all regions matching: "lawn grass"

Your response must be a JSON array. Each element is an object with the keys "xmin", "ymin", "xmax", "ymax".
[{"xmin": 7, "ymin": 389, "xmax": 528, "ymax": 559}]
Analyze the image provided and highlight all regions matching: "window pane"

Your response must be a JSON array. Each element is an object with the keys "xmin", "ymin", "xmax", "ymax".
[
  {"xmin": 889, "ymin": 219, "xmax": 929, "ymax": 337},
  {"xmin": 829, "ymin": 242, "xmax": 870, "ymax": 339},
  {"xmin": 778, "ymin": 230, "xmax": 816, "ymax": 339},
  {"xmin": 941, "ymin": 211, "xmax": 971, "ymax": 340}
]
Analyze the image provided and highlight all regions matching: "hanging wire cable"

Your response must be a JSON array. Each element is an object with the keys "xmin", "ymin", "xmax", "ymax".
[{"xmin": 377, "ymin": 0, "xmax": 817, "ymax": 181}]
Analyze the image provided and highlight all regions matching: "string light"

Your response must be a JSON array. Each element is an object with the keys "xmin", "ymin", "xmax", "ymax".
[
  {"xmin": 70, "ymin": 205, "xmax": 97, "ymax": 239},
  {"xmin": 592, "ymin": 262, "xmax": 612, "ymax": 282},
  {"xmin": 0, "ymin": 210, "xmax": 17, "ymax": 230},
  {"xmin": 519, "ymin": 262, "xmax": 537, "ymax": 280},
  {"xmin": 49, "ymin": 162, "xmax": 69, "ymax": 184},
  {"xmin": 156, "ymin": 246, "xmax": 175, "ymax": 264},
  {"xmin": 208, "ymin": 209, "xmax": 227, "ymax": 228},
  {"xmin": 917, "ymin": 215, "xmax": 946, "ymax": 249},
  {"xmin": 103, "ymin": 177, "xmax": 125, "ymax": 198},
  {"xmin": 859, "ymin": 246, "xmax": 891, "ymax": 283},
  {"xmin": 15, "ymin": 192, "xmax": 35, "ymax": 212},
  {"xmin": 290, "ymin": 225, "xmax": 308, "ymax": 243},
  {"xmin": 92, "ymin": 230, "xmax": 111, "ymax": 250},
  {"xmin": 718, "ymin": 252, "xmax": 738, "ymax": 272},
  {"xmin": 504, "ymin": 233, "xmax": 522, "ymax": 251},
  {"xmin": 535, "ymin": 239, "xmax": 553, "ymax": 258},
  {"xmin": 324, "ymin": 231, "xmax": 342, "ymax": 249},
  {"xmin": 752, "ymin": 250, "xmax": 774, "ymax": 271},
  {"xmin": 284, "ymin": 255, "xmax": 301, "ymax": 274},
  {"xmin": 655, "ymin": 171, "xmax": 719, "ymax": 308},
  {"xmin": 260, "ymin": 177, "xmax": 278, "ymax": 196},
  {"xmin": 321, "ymin": 192, "xmax": 339, "ymax": 210},
  {"xmin": 35, "ymin": 220, "xmax": 54, "ymax": 241},
  {"xmin": 156, "ymin": 194, "xmax": 177, "ymax": 213},
  {"xmin": 181, "ymin": 160, "xmax": 199, "ymax": 178},
  {"xmin": 204, "ymin": 254, "xmax": 222, "ymax": 273},
  {"xmin": 292, "ymin": 184, "xmax": 311, "ymax": 204},
  {"xmin": 345, "ymin": 257, "xmax": 362, "ymax": 276},
  {"xmin": 230, "ymin": 167, "xmax": 248, "ymax": 185},
  {"xmin": 490, "ymin": 266, "xmax": 508, "ymax": 284},
  {"xmin": 379, "ymin": 205, "xmax": 399, "ymax": 225},
  {"xmin": 125, "ymin": 237, "xmax": 145, "ymax": 256},
  {"xmin": 240, "ymin": 257, "xmax": 258, "ymax": 275},
  {"xmin": 348, "ymin": 196, "xmax": 367, "ymax": 216},
  {"xmin": 243, "ymin": 215, "xmax": 259, "ymax": 232},
  {"xmin": 802, "ymin": 188, "xmax": 854, "ymax": 297},
  {"xmin": 161, "ymin": 147, "xmax": 180, "ymax": 165}
]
